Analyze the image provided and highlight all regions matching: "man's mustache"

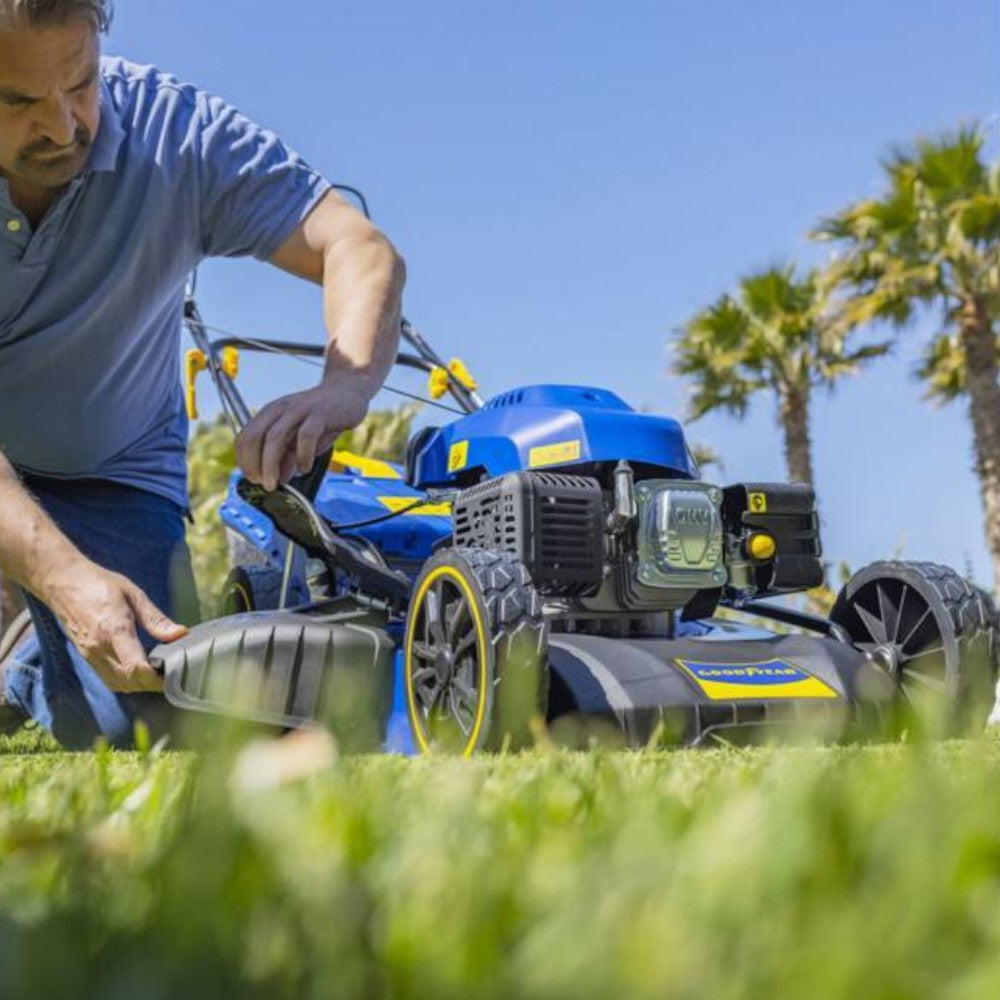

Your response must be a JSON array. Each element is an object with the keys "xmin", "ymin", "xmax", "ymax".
[{"xmin": 20, "ymin": 127, "xmax": 93, "ymax": 159}]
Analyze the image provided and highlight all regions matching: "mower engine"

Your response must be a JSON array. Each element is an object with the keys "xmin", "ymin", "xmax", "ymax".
[{"xmin": 451, "ymin": 467, "xmax": 824, "ymax": 617}]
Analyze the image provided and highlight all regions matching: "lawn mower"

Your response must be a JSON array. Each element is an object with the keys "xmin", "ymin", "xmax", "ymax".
[{"xmin": 150, "ymin": 247, "xmax": 999, "ymax": 755}]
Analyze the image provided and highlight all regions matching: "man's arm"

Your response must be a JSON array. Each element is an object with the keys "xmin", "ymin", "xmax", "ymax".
[
  {"xmin": 0, "ymin": 454, "xmax": 186, "ymax": 692},
  {"xmin": 235, "ymin": 190, "xmax": 406, "ymax": 491}
]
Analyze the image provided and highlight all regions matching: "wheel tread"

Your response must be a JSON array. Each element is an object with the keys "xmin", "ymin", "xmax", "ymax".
[
  {"xmin": 833, "ymin": 560, "xmax": 999, "ymax": 726},
  {"xmin": 446, "ymin": 547, "xmax": 548, "ymax": 749}
]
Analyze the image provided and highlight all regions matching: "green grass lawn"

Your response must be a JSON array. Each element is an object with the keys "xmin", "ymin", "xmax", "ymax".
[{"xmin": 1, "ymin": 730, "xmax": 998, "ymax": 1000}]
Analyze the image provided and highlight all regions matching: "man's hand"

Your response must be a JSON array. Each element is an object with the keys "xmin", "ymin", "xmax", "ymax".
[
  {"xmin": 235, "ymin": 380, "xmax": 369, "ymax": 492},
  {"xmin": 40, "ymin": 558, "xmax": 188, "ymax": 693},
  {"xmin": 256, "ymin": 189, "xmax": 405, "ymax": 493}
]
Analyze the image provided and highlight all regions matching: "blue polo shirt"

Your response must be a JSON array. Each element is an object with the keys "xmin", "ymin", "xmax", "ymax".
[{"xmin": 0, "ymin": 57, "xmax": 331, "ymax": 510}]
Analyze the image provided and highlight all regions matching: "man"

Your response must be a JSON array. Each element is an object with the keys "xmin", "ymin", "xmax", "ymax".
[{"xmin": 0, "ymin": 0, "xmax": 406, "ymax": 748}]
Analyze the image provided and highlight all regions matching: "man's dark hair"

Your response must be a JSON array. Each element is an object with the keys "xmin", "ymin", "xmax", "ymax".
[{"xmin": 0, "ymin": 0, "xmax": 113, "ymax": 32}]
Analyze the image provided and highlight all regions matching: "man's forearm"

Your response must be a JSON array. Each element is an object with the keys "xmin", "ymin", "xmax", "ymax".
[
  {"xmin": 0, "ymin": 453, "xmax": 182, "ymax": 691},
  {"xmin": 254, "ymin": 192, "xmax": 409, "ymax": 488},
  {"xmin": 267, "ymin": 190, "xmax": 406, "ymax": 405},
  {"xmin": 0, "ymin": 454, "xmax": 89, "ymax": 602},
  {"xmin": 319, "ymin": 230, "xmax": 406, "ymax": 403}
]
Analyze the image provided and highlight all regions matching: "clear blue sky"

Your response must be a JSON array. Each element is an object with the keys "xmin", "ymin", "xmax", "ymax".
[{"xmin": 110, "ymin": 1, "xmax": 998, "ymax": 587}]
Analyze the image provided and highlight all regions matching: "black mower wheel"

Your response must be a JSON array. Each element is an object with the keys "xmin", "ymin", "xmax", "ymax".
[
  {"xmin": 404, "ymin": 547, "xmax": 548, "ymax": 756},
  {"xmin": 221, "ymin": 565, "xmax": 307, "ymax": 614},
  {"xmin": 830, "ymin": 560, "xmax": 998, "ymax": 731}
]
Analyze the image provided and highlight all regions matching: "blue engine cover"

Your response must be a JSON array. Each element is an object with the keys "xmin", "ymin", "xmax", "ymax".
[{"xmin": 411, "ymin": 384, "xmax": 696, "ymax": 487}]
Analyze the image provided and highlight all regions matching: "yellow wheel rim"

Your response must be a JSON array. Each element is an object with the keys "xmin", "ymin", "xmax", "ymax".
[
  {"xmin": 229, "ymin": 581, "xmax": 253, "ymax": 613},
  {"xmin": 405, "ymin": 564, "xmax": 489, "ymax": 756}
]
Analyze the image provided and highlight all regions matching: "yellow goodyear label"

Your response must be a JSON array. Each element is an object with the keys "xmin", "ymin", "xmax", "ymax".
[
  {"xmin": 378, "ymin": 496, "xmax": 452, "ymax": 516},
  {"xmin": 529, "ymin": 439, "xmax": 582, "ymax": 468},
  {"xmin": 448, "ymin": 440, "xmax": 469, "ymax": 472},
  {"xmin": 676, "ymin": 658, "xmax": 839, "ymax": 701},
  {"xmin": 748, "ymin": 492, "xmax": 768, "ymax": 514}
]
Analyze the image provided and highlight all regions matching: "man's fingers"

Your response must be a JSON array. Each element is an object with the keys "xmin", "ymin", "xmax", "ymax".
[
  {"xmin": 236, "ymin": 406, "xmax": 285, "ymax": 485},
  {"xmin": 294, "ymin": 418, "xmax": 326, "ymax": 475},
  {"xmin": 109, "ymin": 629, "xmax": 164, "ymax": 693},
  {"xmin": 239, "ymin": 390, "xmax": 365, "ymax": 489},
  {"xmin": 260, "ymin": 418, "xmax": 301, "ymax": 491},
  {"xmin": 277, "ymin": 449, "xmax": 298, "ymax": 486},
  {"xmin": 124, "ymin": 660, "xmax": 165, "ymax": 694},
  {"xmin": 128, "ymin": 586, "xmax": 187, "ymax": 643}
]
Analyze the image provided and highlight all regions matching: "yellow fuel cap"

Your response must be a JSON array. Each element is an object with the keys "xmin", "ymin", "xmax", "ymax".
[{"xmin": 748, "ymin": 533, "xmax": 777, "ymax": 561}]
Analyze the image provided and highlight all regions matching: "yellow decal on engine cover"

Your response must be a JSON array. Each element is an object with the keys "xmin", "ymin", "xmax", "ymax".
[
  {"xmin": 748, "ymin": 492, "xmax": 768, "ymax": 513},
  {"xmin": 676, "ymin": 658, "xmax": 838, "ymax": 701},
  {"xmin": 378, "ymin": 496, "xmax": 452, "ymax": 516},
  {"xmin": 448, "ymin": 440, "xmax": 469, "ymax": 472},
  {"xmin": 332, "ymin": 451, "xmax": 402, "ymax": 479},
  {"xmin": 529, "ymin": 439, "xmax": 582, "ymax": 468}
]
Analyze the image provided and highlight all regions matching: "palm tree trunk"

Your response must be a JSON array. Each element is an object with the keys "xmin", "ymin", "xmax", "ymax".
[
  {"xmin": 778, "ymin": 385, "xmax": 815, "ymax": 489},
  {"xmin": 959, "ymin": 300, "xmax": 1000, "ymax": 599}
]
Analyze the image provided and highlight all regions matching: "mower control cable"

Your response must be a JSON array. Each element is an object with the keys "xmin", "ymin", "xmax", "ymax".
[
  {"xmin": 330, "ymin": 499, "xmax": 428, "ymax": 532},
  {"xmin": 194, "ymin": 322, "xmax": 469, "ymax": 417}
]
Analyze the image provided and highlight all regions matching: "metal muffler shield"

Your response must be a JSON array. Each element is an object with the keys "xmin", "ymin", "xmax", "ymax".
[
  {"xmin": 634, "ymin": 480, "xmax": 725, "ymax": 589},
  {"xmin": 151, "ymin": 611, "xmax": 394, "ymax": 748}
]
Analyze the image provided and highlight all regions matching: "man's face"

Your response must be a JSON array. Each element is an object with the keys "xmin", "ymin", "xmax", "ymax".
[{"xmin": 0, "ymin": 17, "xmax": 100, "ymax": 190}]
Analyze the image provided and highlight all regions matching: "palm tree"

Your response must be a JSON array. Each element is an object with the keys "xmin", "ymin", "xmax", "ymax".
[
  {"xmin": 673, "ymin": 265, "xmax": 889, "ymax": 489},
  {"xmin": 688, "ymin": 443, "xmax": 725, "ymax": 477},
  {"xmin": 814, "ymin": 128, "xmax": 1000, "ymax": 595}
]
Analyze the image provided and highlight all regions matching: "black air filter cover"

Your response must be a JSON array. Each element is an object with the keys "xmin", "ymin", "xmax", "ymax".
[{"xmin": 452, "ymin": 472, "xmax": 605, "ymax": 595}]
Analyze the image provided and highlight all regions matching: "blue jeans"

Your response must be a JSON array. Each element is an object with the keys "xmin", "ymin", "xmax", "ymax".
[{"xmin": 3, "ymin": 476, "xmax": 199, "ymax": 749}]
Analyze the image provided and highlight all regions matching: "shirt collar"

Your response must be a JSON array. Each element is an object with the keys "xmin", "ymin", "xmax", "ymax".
[{"xmin": 85, "ymin": 75, "xmax": 125, "ymax": 175}]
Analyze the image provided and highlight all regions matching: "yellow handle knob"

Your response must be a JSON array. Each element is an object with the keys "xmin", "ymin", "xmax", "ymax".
[
  {"xmin": 221, "ymin": 346, "xmax": 240, "ymax": 379},
  {"xmin": 447, "ymin": 358, "xmax": 478, "ymax": 392},
  {"xmin": 428, "ymin": 366, "xmax": 450, "ymax": 400},
  {"xmin": 184, "ymin": 349, "xmax": 208, "ymax": 420}
]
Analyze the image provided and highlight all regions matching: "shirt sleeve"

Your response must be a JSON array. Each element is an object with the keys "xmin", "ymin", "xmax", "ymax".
[{"xmin": 195, "ymin": 93, "xmax": 332, "ymax": 261}]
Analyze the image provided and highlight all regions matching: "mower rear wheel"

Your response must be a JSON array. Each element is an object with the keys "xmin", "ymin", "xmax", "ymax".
[
  {"xmin": 221, "ymin": 565, "xmax": 307, "ymax": 615},
  {"xmin": 404, "ymin": 547, "xmax": 548, "ymax": 756},
  {"xmin": 830, "ymin": 560, "xmax": 998, "ymax": 731}
]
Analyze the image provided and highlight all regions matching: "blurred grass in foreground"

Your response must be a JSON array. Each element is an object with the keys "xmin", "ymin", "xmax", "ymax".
[{"xmin": 0, "ymin": 733, "xmax": 998, "ymax": 1000}]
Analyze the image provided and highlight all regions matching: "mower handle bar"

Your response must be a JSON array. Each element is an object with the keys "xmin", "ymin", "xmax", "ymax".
[
  {"xmin": 207, "ymin": 335, "xmax": 452, "ymax": 383},
  {"xmin": 182, "ymin": 295, "xmax": 483, "ymax": 500}
]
